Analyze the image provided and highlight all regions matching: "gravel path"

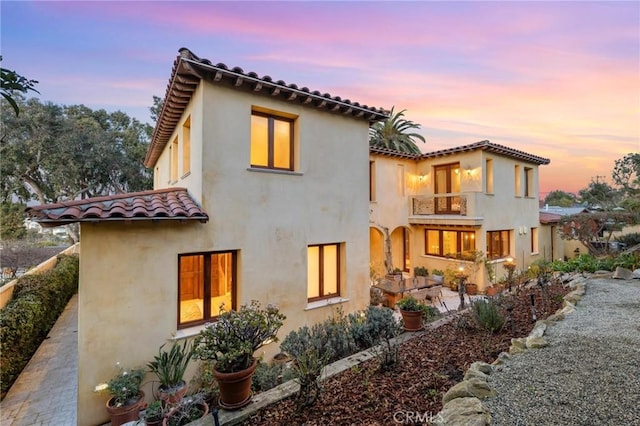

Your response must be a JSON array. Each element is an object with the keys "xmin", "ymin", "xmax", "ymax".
[{"xmin": 483, "ymin": 277, "xmax": 640, "ymax": 426}]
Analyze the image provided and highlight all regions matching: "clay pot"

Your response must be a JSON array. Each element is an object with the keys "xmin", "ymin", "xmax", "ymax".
[
  {"xmin": 400, "ymin": 309, "xmax": 424, "ymax": 331},
  {"xmin": 213, "ymin": 359, "xmax": 258, "ymax": 410},
  {"xmin": 105, "ymin": 391, "xmax": 145, "ymax": 426}
]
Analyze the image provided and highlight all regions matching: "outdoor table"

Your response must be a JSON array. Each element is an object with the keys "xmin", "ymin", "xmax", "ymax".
[{"xmin": 372, "ymin": 277, "xmax": 437, "ymax": 307}]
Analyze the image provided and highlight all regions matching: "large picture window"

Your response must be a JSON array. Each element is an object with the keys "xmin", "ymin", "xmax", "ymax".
[
  {"xmin": 425, "ymin": 229, "xmax": 475, "ymax": 257},
  {"xmin": 178, "ymin": 251, "xmax": 236, "ymax": 328},
  {"xmin": 251, "ymin": 111, "xmax": 294, "ymax": 170},
  {"xmin": 307, "ymin": 243, "xmax": 340, "ymax": 301},
  {"xmin": 487, "ymin": 230, "xmax": 510, "ymax": 259}
]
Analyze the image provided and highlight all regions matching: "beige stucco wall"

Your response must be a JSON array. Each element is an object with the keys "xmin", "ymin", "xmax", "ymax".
[
  {"xmin": 78, "ymin": 81, "xmax": 372, "ymax": 425},
  {"xmin": 369, "ymin": 149, "xmax": 546, "ymax": 290}
]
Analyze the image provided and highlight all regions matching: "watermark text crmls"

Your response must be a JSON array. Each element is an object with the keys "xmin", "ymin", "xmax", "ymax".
[{"xmin": 393, "ymin": 410, "xmax": 444, "ymax": 424}]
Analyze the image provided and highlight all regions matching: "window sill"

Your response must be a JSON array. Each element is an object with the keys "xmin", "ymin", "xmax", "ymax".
[
  {"xmin": 247, "ymin": 168, "xmax": 303, "ymax": 177},
  {"xmin": 173, "ymin": 323, "xmax": 208, "ymax": 340},
  {"xmin": 181, "ymin": 171, "xmax": 191, "ymax": 179},
  {"xmin": 305, "ymin": 297, "xmax": 350, "ymax": 311}
]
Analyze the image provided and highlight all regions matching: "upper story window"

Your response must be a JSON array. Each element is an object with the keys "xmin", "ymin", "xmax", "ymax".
[
  {"xmin": 524, "ymin": 167, "xmax": 533, "ymax": 197},
  {"xmin": 182, "ymin": 116, "xmax": 191, "ymax": 176},
  {"xmin": 251, "ymin": 111, "xmax": 294, "ymax": 171},
  {"xmin": 170, "ymin": 137, "xmax": 178, "ymax": 182},
  {"xmin": 178, "ymin": 251, "xmax": 236, "ymax": 329},
  {"xmin": 485, "ymin": 159, "xmax": 494, "ymax": 194},
  {"xmin": 434, "ymin": 163, "xmax": 461, "ymax": 214},
  {"xmin": 514, "ymin": 165, "xmax": 521, "ymax": 196},
  {"xmin": 369, "ymin": 161, "xmax": 376, "ymax": 201}
]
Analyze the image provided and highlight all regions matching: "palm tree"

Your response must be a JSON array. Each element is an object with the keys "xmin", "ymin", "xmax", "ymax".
[{"xmin": 369, "ymin": 107, "xmax": 426, "ymax": 154}]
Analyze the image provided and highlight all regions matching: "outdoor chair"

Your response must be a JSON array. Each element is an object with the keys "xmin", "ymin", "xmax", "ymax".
[
  {"xmin": 410, "ymin": 288, "xmax": 430, "ymax": 304},
  {"xmin": 425, "ymin": 285, "xmax": 443, "ymax": 306}
]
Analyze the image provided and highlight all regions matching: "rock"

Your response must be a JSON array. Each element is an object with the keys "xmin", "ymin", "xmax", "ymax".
[
  {"xmin": 564, "ymin": 292, "xmax": 582, "ymax": 305},
  {"xmin": 545, "ymin": 312, "xmax": 564, "ymax": 323},
  {"xmin": 559, "ymin": 304, "xmax": 576, "ymax": 315},
  {"xmin": 526, "ymin": 336, "xmax": 548, "ymax": 349},
  {"xmin": 492, "ymin": 352, "xmax": 510, "ymax": 365},
  {"xmin": 633, "ymin": 269, "xmax": 640, "ymax": 279},
  {"xmin": 529, "ymin": 321, "xmax": 547, "ymax": 338},
  {"xmin": 469, "ymin": 361, "xmax": 493, "ymax": 375},
  {"xmin": 442, "ymin": 378, "xmax": 497, "ymax": 404},
  {"xmin": 438, "ymin": 397, "xmax": 491, "ymax": 426},
  {"xmin": 464, "ymin": 369, "xmax": 490, "ymax": 382},
  {"xmin": 612, "ymin": 267, "xmax": 634, "ymax": 280}
]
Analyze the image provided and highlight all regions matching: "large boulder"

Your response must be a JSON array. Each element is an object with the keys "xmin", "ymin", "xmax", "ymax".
[
  {"xmin": 612, "ymin": 267, "xmax": 634, "ymax": 280},
  {"xmin": 438, "ymin": 397, "xmax": 491, "ymax": 426},
  {"xmin": 442, "ymin": 378, "xmax": 497, "ymax": 404}
]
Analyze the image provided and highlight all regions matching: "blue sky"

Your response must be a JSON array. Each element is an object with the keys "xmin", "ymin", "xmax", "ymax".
[{"xmin": 2, "ymin": 1, "xmax": 639, "ymax": 194}]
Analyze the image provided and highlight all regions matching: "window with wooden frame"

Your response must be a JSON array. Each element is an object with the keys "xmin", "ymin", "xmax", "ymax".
[
  {"xmin": 434, "ymin": 163, "xmax": 461, "ymax": 214},
  {"xmin": 425, "ymin": 229, "xmax": 475, "ymax": 257},
  {"xmin": 250, "ymin": 110, "xmax": 294, "ymax": 170},
  {"xmin": 178, "ymin": 251, "xmax": 236, "ymax": 328},
  {"xmin": 486, "ymin": 230, "xmax": 511, "ymax": 259},
  {"xmin": 182, "ymin": 116, "xmax": 191, "ymax": 176},
  {"xmin": 170, "ymin": 137, "xmax": 178, "ymax": 182},
  {"xmin": 307, "ymin": 243, "xmax": 340, "ymax": 302},
  {"xmin": 524, "ymin": 167, "xmax": 533, "ymax": 197}
]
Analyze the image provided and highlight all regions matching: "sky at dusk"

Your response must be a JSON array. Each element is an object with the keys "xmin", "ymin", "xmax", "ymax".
[{"xmin": 2, "ymin": 1, "xmax": 639, "ymax": 197}]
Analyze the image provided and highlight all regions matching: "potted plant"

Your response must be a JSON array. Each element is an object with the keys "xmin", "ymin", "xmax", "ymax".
[
  {"xmin": 396, "ymin": 295, "xmax": 424, "ymax": 331},
  {"xmin": 163, "ymin": 392, "xmax": 209, "ymax": 426},
  {"xmin": 192, "ymin": 300, "xmax": 286, "ymax": 410},
  {"xmin": 142, "ymin": 399, "xmax": 166, "ymax": 426},
  {"xmin": 413, "ymin": 266, "xmax": 429, "ymax": 287},
  {"xmin": 147, "ymin": 339, "xmax": 192, "ymax": 404},
  {"xmin": 96, "ymin": 364, "xmax": 146, "ymax": 426},
  {"xmin": 431, "ymin": 269, "xmax": 444, "ymax": 285}
]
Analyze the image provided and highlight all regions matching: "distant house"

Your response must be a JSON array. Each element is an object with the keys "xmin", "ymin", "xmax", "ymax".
[
  {"xmin": 538, "ymin": 205, "xmax": 590, "ymax": 259},
  {"xmin": 369, "ymin": 141, "xmax": 550, "ymax": 288},
  {"xmin": 26, "ymin": 48, "xmax": 387, "ymax": 426}
]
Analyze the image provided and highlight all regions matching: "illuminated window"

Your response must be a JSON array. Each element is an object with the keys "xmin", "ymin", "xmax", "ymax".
[
  {"xmin": 171, "ymin": 137, "xmax": 178, "ymax": 182},
  {"xmin": 178, "ymin": 251, "xmax": 236, "ymax": 328},
  {"xmin": 514, "ymin": 165, "xmax": 521, "ymax": 196},
  {"xmin": 434, "ymin": 163, "xmax": 461, "ymax": 214},
  {"xmin": 251, "ymin": 111, "xmax": 293, "ymax": 170},
  {"xmin": 524, "ymin": 167, "xmax": 533, "ymax": 197},
  {"xmin": 485, "ymin": 159, "xmax": 493, "ymax": 194},
  {"xmin": 182, "ymin": 116, "xmax": 191, "ymax": 175},
  {"xmin": 369, "ymin": 161, "xmax": 376, "ymax": 202},
  {"xmin": 425, "ymin": 229, "xmax": 475, "ymax": 257},
  {"xmin": 307, "ymin": 243, "xmax": 340, "ymax": 301},
  {"xmin": 487, "ymin": 230, "xmax": 510, "ymax": 259},
  {"xmin": 531, "ymin": 227, "xmax": 539, "ymax": 253}
]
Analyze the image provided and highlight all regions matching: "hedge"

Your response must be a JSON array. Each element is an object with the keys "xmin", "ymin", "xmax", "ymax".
[{"xmin": 0, "ymin": 254, "xmax": 79, "ymax": 396}]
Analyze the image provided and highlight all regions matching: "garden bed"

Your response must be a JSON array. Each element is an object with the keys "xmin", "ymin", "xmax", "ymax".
[{"xmin": 244, "ymin": 282, "xmax": 570, "ymax": 425}]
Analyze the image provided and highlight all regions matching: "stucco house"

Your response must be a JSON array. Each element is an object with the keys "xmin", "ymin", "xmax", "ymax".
[
  {"xmin": 26, "ymin": 48, "xmax": 387, "ymax": 425},
  {"xmin": 369, "ymin": 141, "xmax": 551, "ymax": 289}
]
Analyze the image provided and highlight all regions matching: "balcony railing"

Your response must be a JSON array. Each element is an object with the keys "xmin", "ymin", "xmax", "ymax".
[{"xmin": 412, "ymin": 195, "xmax": 468, "ymax": 216}]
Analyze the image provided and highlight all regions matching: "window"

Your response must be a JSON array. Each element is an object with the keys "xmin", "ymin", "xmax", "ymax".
[
  {"xmin": 171, "ymin": 137, "xmax": 178, "ymax": 182},
  {"xmin": 403, "ymin": 228, "xmax": 410, "ymax": 271},
  {"xmin": 531, "ymin": 227, "xmax": 539, "ymax": 253},
  {"xmin": 524, "ymin": 167, "xmax": 533, "ymax": 197},
  {"xmin": 369, "ymin": 161, "xmax": 376, "ymax": 201},
  {"xmin": 487, "ymin": 230, "xmax": 510, "ymax": 259},
  {"xmin": 182, "ymin": 116, "xmax": 191, "ymax": 175},
  {"xmin": 178, "ymin": 251, "xmax": 236, "ymax": 328},
  {"xmin": 485, "ymin": 159, "xmax": 493, "ymax": 194},
  {"xmin": 307, "ymin": 243, "xmax": 340, "ymax": 301},
  {"xmin": 251, "ymin": 111, "xmax": 293, "ymax": 170},
  {"xmin": 434, "ymin": 163, "xmax": 461, "ymax": 214},
  {"xmin": 425, "ymin": 229, "xmax": 475, "ymax": 257},
  {"xmin": 514, "ymin": 165, "xmax": 521, "ymax": 196}
]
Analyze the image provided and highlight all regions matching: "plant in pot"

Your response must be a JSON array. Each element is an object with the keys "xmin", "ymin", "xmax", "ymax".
[
  {"xmin": 95, "ymin": 364, "xmax": 146, "ymax": 426},
  {"xmin": 413, "ymin": 266, "xmax": 429, "ymax": 287},
  {"xmin": 431, "ymin": 269, "xmax": 444, "ymax": 285},
  {"xmin": 142, "ymin": 399, "xmax": 166, "ymax": 426},
  {"xmin": 192, "ymin": 300, "xmax": 286, "ymax": 410},
  {"xmin": 163, "ymin": 392, "xmax": 209, "ymax": 426},
  {"xmin": 396, "ymin": 295, "xmax": 424, "ymax": 331},
  {"xmin": 147, "ymin": 339, "xmax": 192, "ymax": 404}
]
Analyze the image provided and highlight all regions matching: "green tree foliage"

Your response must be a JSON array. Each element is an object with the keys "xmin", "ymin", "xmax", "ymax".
[
  {"xmin": 0, "ymin": 202, "xmax": 27, "ymax": 240},
  {"xmin": 0, "ymin": 97, "xmax": 152, "ymax": 204},
  {"xmin": 0, "ymin": 56, "xmax": 39, "ymax": 116},
  {"xmin": 558, "ymin": 211, "xmax": 638, "ymax": 255},
  {"xmin": 612, "ymin": 153, "xmax": 640, "ymax": 199},
  {"xmin": 369, "ymin": 107, "xmax": 426, "ymax": 154},
  {"xmin": 543, "ymin": 190, "xmax": 577, "ymax": 207},
  {"xmin": 578, "ymin": 180, "xmax": 619, "ymax": 210}
]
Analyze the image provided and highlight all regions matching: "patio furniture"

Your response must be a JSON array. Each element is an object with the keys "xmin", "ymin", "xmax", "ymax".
[
  {"xmin": 410, "ymin": 288, "xmax": 430, "ymax": 304},
  {"xmin": 425, "ymin": 285, "xmax": 443, "ymax": 306},
  {"xmin": 372, "ymin": 277, "xmax": 437, "ymax": 307}
]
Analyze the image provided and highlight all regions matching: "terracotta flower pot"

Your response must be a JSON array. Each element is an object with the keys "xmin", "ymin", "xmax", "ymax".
[
  {"xmin": 162, "ymin": 402, "xmax": 209, "ymax": 426},
  {"xmin": 105, "ymin": 390, "xmax": 145, "ymax": 426},
  {"xmin": 158, "ymin": 381, "xmax": 188, "ymax": 405},
  {"xmin": 213, "ymin": 359, "xmax": 258, "ymax": 410},
  {"xmin": 466, "ymin": 283, "xmax": 478, "ymax": 295},
  {"xmin": 400, "ymin": 309, "xmax": 424, "ymax": 331}
]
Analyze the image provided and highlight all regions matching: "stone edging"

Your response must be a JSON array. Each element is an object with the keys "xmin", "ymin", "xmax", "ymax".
[{"xmin": 435, "ymin": 273, "xmax": 590, "ymax": 426}]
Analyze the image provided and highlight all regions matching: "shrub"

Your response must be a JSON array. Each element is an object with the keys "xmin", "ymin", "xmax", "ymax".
[
  {"xmin": 470, "ymin": 298, "xmax": 505, "ymax": 333},
  {"xmin": 251, "ymin": 360, "xmax": 295, "ymax": 393},
  {"xmin": 348, "ymin": 305, "xmax": 400, "ymax": 351},
  {"xmin": 0, "ymin": 254, "xmax": 79, "ymax": 395}
]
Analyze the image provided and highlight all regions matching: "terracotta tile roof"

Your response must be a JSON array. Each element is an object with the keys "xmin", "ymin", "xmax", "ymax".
[
  {"xmin": 146, "ymin": 48, "xmax": 389, "ymax": 167},
  {"xmin": 420, "ymin": 140, "xmax": 551, "ymax": 165},
  {"xmin": 540, "ymin": 211, "xmax": 562, "ymax": 224},
  {"xmin": 370, "ymin": 140, "xmax": 550, "ymax": 166},
  {"xmin": 25, "ymin": 188, "xmax": 208, "ymax": 227}
]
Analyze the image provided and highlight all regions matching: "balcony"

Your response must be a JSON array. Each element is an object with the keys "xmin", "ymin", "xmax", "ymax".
[{"xmin": 409, "ymin": 194, "xmax": 483, "ymax": 226}]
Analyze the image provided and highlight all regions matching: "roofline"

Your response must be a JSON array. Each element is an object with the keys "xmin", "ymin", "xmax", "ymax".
[
  {"xmin": 145, "ymin": 48, "xmax": 389, "ymax": 167},
  {"xmin": 419, "ymin": 140, "xmax": 550, "ymax": 165}
]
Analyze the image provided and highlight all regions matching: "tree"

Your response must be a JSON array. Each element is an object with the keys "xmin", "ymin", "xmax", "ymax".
[
  {"xmin": 0, "ymin": 202, "xmax": 27, "ymax": 240},
  {"xmin": 612, "ymin": 153, "xmax": 640, "ymax": 198},
  {"xmin": 543, "ymin": 190, "xmax": 577, "ymax": 207},
  {"xmin": 578, "ymin": 180, "xmax": 619, "ymax": 210},
  {"xmin": 149, "ymin": 95, "xmax": 164, "ymax": 124},
  {"xmin": 558, "ymin": 211, "xmax": 638, "ymax": 255},
  {"xmin": 0, "ymin": 56, "xmax": 39, "ymax": 116},
  {"xmin": 369, "ymin": 107, "xmax": 426, "ymax": 154}
]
